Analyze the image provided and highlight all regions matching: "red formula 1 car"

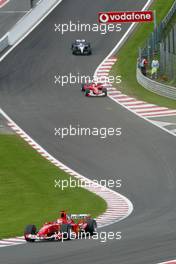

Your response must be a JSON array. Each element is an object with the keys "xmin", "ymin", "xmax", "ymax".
[
  {"xmin": 81, "ymin": 82, "xmax": 107, "ymax": 97},
  {"xmin": 24, "ymin": 211, "xmax": 97, "ymax": 242}
]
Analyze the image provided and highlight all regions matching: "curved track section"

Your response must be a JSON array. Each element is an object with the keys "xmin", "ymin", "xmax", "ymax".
[
  {"xmin": 0, "ymin": 1, "xmax": 176, "ymax": 264},
  {"xmin": 0, "ymin": 108, "xmax": 133, "ymax": 248}
]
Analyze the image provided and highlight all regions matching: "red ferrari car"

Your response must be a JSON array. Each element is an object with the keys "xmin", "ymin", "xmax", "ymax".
[
  {"xmin": 82, "ymin": 82, "xmax": 107, "ymax": 97},
  {"xmin": 24, "ymin": 211, "xmax": 97, "ymax": 242}
]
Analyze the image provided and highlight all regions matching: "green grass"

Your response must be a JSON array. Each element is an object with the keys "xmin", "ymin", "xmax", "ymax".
[
  {"xmin": 111, "ymin": 0, "xmax": 176, "ymax": 109},
  {"xmin": 0, "ymin": 135, "xmax": 106, "ymax": 239}
]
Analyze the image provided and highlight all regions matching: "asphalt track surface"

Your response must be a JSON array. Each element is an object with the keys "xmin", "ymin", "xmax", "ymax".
[{"xmin": 0, "ymin": 0, "xmax": 176, "ymax": 263}]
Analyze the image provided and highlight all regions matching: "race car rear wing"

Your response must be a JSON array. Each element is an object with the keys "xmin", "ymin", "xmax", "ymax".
[{"xmin": 70, "ymin": 214, "xmax": 90, "ymax": 219}]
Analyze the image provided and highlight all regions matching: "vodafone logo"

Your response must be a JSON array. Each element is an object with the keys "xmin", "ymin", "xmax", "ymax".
[
  {"xmin": 99, "ymin": 13, "xmax": 109, "ymax": 23},
  {"xmin": 98, "ymin": 11, "xmax": 153, "ymax": 23}
]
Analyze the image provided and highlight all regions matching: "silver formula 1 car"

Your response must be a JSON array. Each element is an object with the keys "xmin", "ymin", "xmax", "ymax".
[{"xmin": 71, "ymin": 39, "xmax": 92, "ymax": 55}]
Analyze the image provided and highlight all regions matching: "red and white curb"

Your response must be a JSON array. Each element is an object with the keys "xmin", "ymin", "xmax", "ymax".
[
  {"xmin": 158, "ymin": 260, "xmax": 176, "ymax": 264},
  {"xmin": 0, "ymin": 0, "xmax": 9, "ymax": 8},
  {"xmin": 0, "ymin": 237, "xmax": 25, "ymax": 248},
  {"xmin": 0, "ymin": 108, "xmax": 133, "ymax": 248},
  {"xmin": 95, "ymin": 57, "xmax": 176, "ymax": 137}
]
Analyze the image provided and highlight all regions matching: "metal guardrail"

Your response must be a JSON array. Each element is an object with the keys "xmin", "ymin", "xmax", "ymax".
[
  {"xmin": 9, "ymin": 0, "xmax": 60, "ymax": 45},
  {"xmin": 161, "ymin": 0, "xmax": 176, "ymax": 29},
  {"xmin": 136, "ymin": 66, "xmax": 176, "ymax": 100},
  {"xmin": 0, "ymin": 33, "xmax": 9, "ymax": 53},
  {"xmin": 0, "ymin": 0, "xmax": 61, "ymax": 53}
]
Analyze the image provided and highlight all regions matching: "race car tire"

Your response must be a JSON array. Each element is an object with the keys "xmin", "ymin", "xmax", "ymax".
[
  {"xmin": 85, "ymin": 89, "xmax": 90, "ymax": 96},
  {"xmin": 60, "ymin": 224, "xmax": 72, "ymax": 240},
  {"xmin": 85, "ymin": 219, "xmax": 97, "ymax": 235},
  {"xmin": 102, "ymin": 88, "xmax": 107, "ymax": 97},
  {"xmin": 81, "ymin": 83, "xmax": 85, "ymax": 91},
  {"xmin": 24, "ymin": 224, "xmax": 37, "ymax": 242}
]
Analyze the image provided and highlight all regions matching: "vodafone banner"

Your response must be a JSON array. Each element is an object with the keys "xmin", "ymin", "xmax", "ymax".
[{"xmin": 99, "ymin": 11, "xmax": 153, "ymax": 23}]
